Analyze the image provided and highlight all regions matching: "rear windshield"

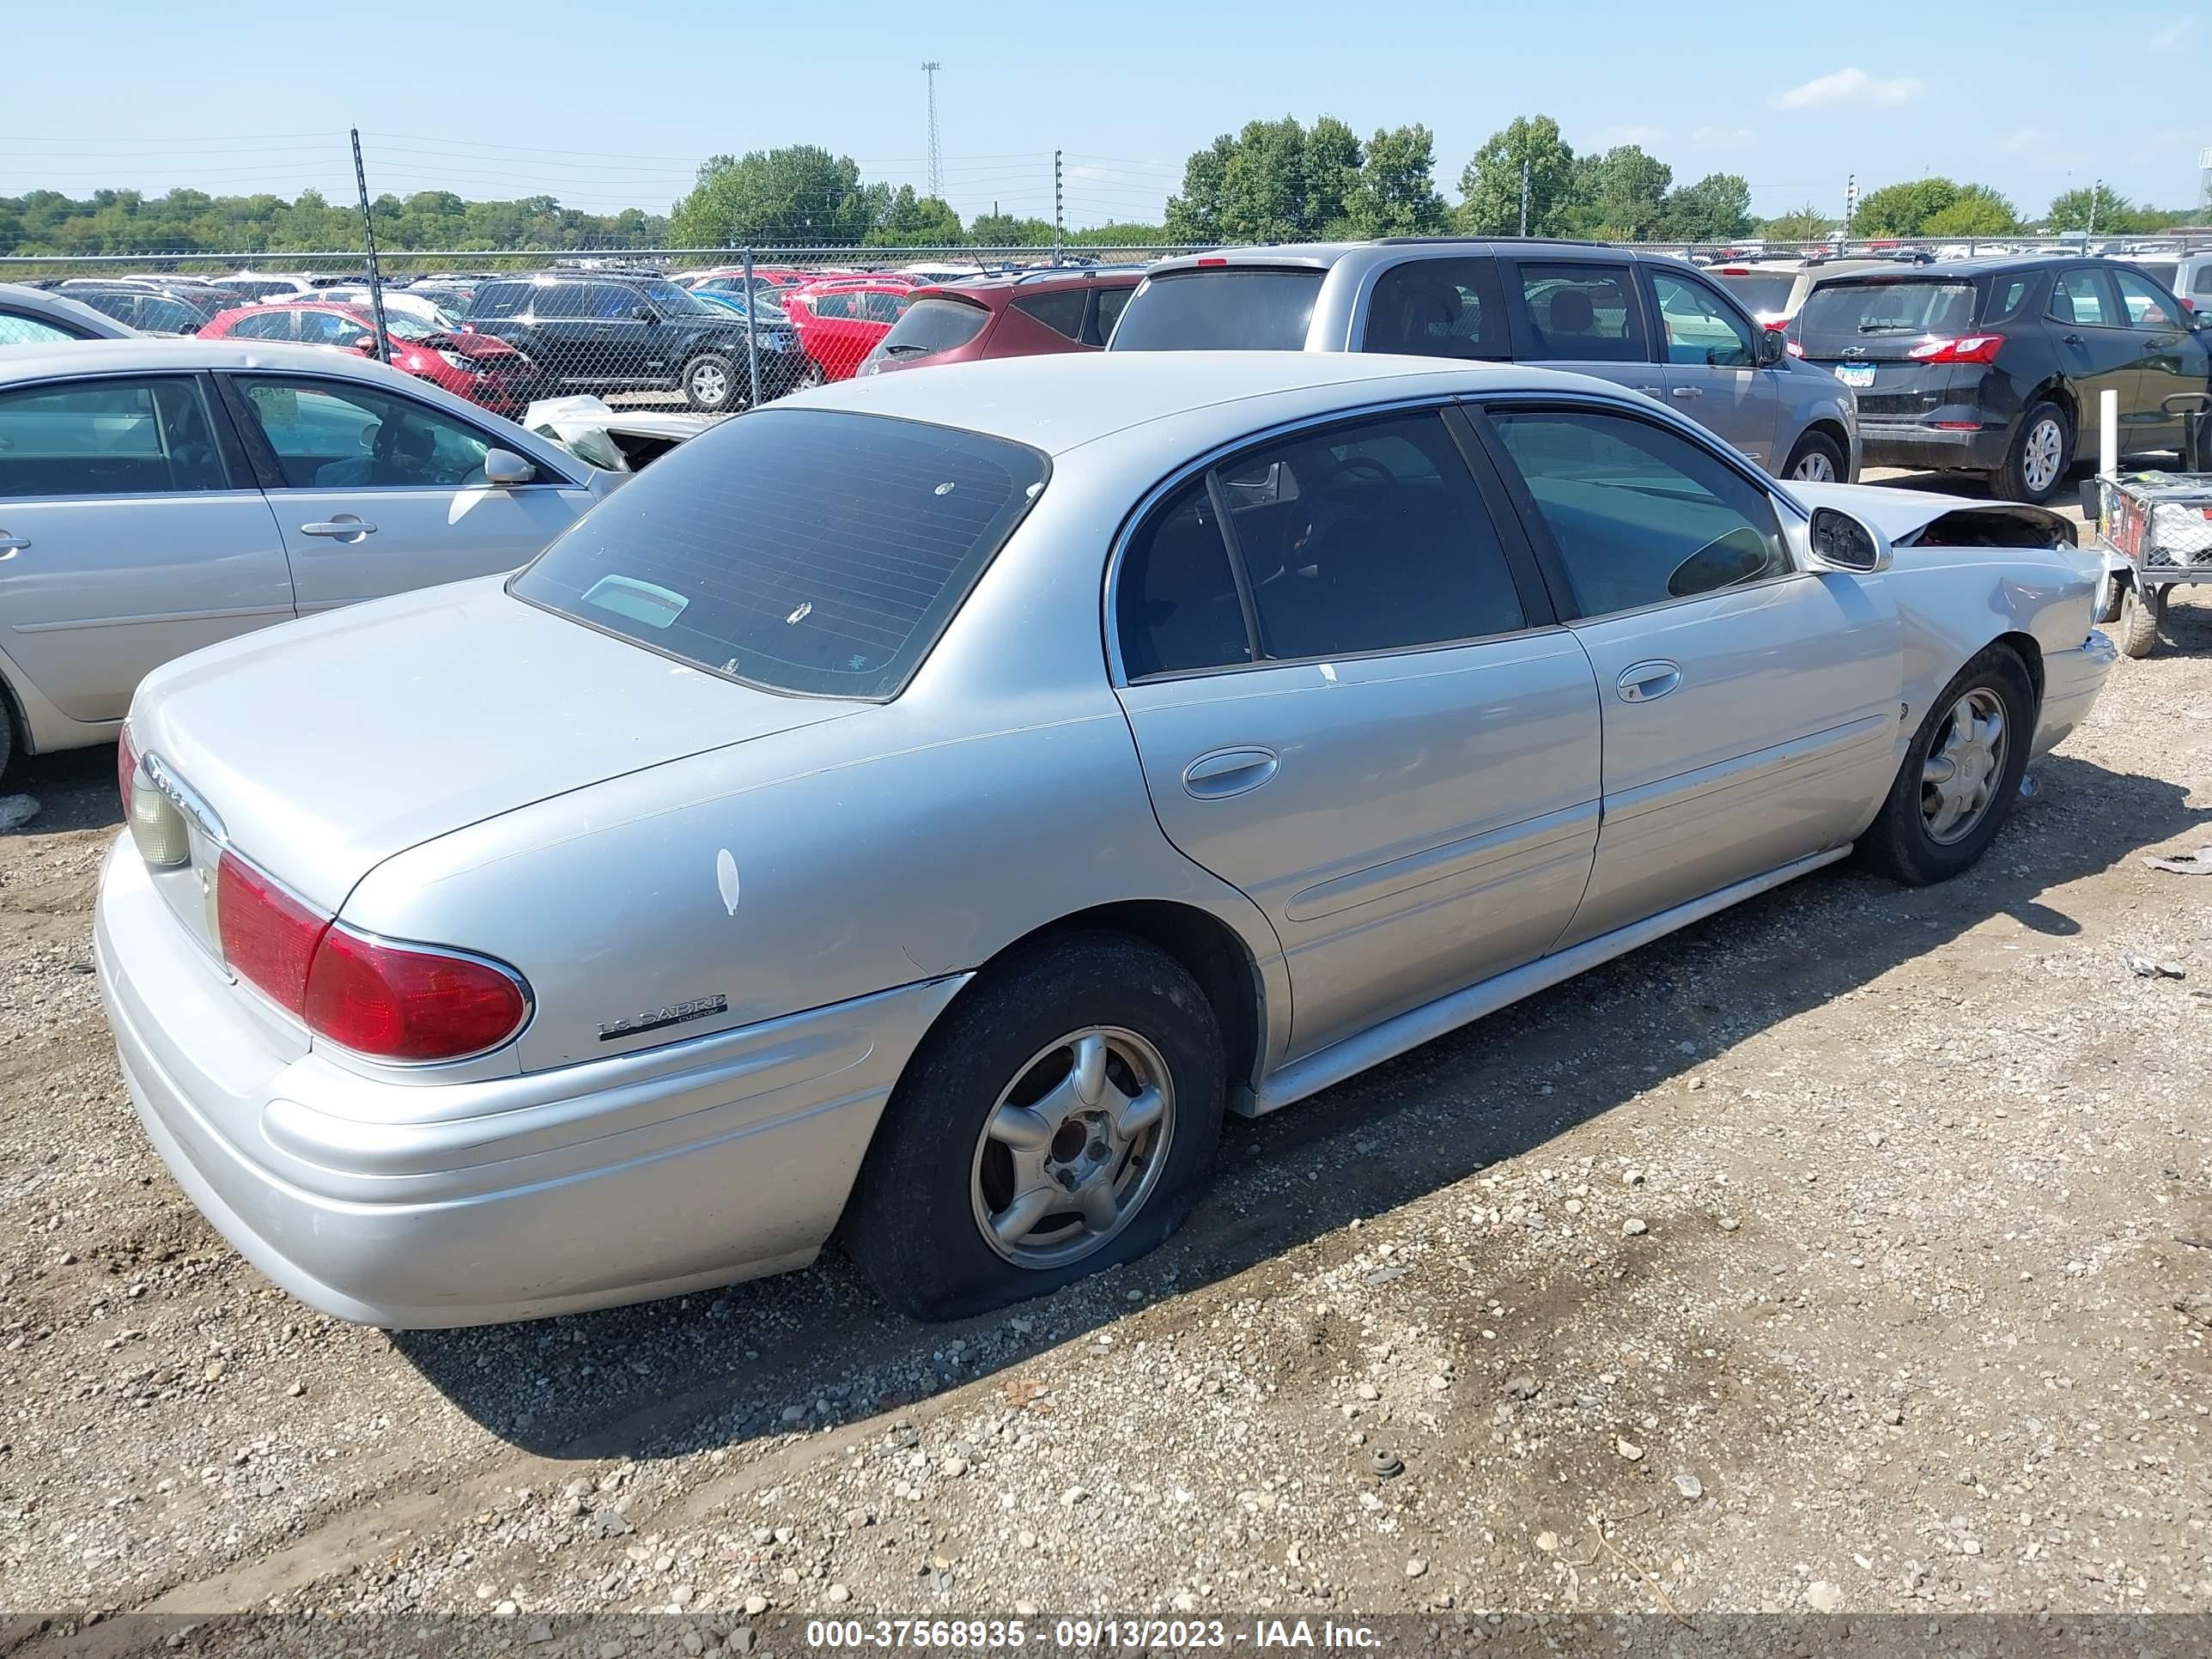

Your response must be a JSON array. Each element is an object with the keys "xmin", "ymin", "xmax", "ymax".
[
  {"xmin": 510, "ymin": 410, "xmax": 1048, "ymax": 699},
  {"xmin": 2128, "ymin": 261, "xmax": 2179, "ymax": 292},
  {"xmin": 878, "ymin": 296, "xmax": 990, "ymax": 359},
  {"xmin": 1110, "ymin": 268, "xmax": 1323, "ymax": 351},
  {"xmin": 1709, "ymin": 272, "xmax": 1796, "ymax": 316},
  {"xmin": 1797, "ymin": 279, "xmax": 1980, "ymax": 350}
]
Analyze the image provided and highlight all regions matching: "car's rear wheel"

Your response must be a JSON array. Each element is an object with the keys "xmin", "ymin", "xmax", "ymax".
[
  {"xmin": 0, "ymin": 698, "xmax": 14, "ymax": 783},
  {"xmin": 1996, "ymin": 401, "xmax": 2070, "ymax": 504},
  {"xmin": 843, "ymin": 933, "xmax": 1225, "ymax": 1321},
  {"xmin": 1856, "ymin": 646, "xmax": 2034, "ymax": 885},
  {"xmin": 681, "ymin": 353, "xmax": 738, "ymax": 412},
  {"xmin": 2117, "ymin": 578, "xmax": 2162, "ymax": 659},
  {"xmin": 1782, "ymin": 429, "xmax": 1846, "ymax": 483}
]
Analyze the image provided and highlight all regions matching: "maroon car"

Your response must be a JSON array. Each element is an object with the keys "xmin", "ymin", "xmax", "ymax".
[{"xmin": 856, "ymin": 265, "xmax": 1145, "ymax": 376}]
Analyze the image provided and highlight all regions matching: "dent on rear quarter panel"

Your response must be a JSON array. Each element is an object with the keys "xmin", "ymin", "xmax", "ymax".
[{"xmin": 337, "ymin": 687, "xmax": 1285, "ymax": 1075}]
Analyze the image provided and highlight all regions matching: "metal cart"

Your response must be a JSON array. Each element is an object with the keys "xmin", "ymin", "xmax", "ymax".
[{"xmin": 2084, "ymin": 396, "xmax": 2212, "ymax": 660}]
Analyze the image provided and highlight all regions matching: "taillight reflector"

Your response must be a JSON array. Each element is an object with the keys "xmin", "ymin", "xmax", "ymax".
[
  {"xmin": 216, "ymin": 850, "xmax": 328, "ymax": 1011},
  {"xmin": 1906, "ymin": 332, "xmax": 2005, "ymax": 365},
  {"xmin": 303, "ymin": 927, "xmax": 529, "ymax": 1063},
  {"xmin": 214, "ymin": 852, "xmax": 529, "ymax": 1062}
]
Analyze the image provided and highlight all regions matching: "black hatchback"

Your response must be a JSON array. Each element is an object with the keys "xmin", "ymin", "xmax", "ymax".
[
  {"xmin": 466, "ymin": 272, "xmax": 811, "ymax": 411},
  {"xmin": 1790, "ymin": 256, "xmax": 2211, "ymax": 502}
]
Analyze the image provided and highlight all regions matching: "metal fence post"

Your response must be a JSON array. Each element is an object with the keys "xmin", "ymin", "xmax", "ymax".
[
  {"xmin": 348, "ymin": 128, "xmax": 392, "ymax": 366},
  {"xmin": 742, "ymin": 248, "xmax": 761, "ymax": 410}
]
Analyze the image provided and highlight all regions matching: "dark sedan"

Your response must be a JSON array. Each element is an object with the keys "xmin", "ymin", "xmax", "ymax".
[{"xmin": 1790, "ymin": 256, "xmax": 2211, "ymax": 502}]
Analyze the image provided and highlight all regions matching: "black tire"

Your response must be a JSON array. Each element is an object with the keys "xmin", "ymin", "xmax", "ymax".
[
  {"xmin": 2090, "ymin": 563, "xmax": 2126, "ymax": 625},
  {"xmin": 1995, "ymin": 399, "xmax": 2071, "ymax": 505},
  {"xmin": 843, "ymin": 932, "xmax": 1225, "ymax": 1322},
  {"xmin": 2117, "ymin": 579, "xmax": 2162, "ymax": 659},
  {"xmin": 680, "ymin": 352, "xmax": 739, "ymax": 412},
  {"xmin": 1781, "ymin": 428, "xmax": 1847, "ymax": 484},
  {"xmin": 1857, "ymin": 646, "xmax": 2035, "ymax": 885},
  {"xmin": 0, "ymin": 696, "xmax": 14, "ymax": 784}
]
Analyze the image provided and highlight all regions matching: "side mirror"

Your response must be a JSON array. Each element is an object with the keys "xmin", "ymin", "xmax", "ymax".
[
  {"xmin": 1806, "ymin": 505, "xmax": 1890, "ymax": 574},
  {"xmin": 483, "ymin": 447, "xmax": 536, "ymax": 488},
  {"xmin": 1757, "ymin": 326, "xmax": 1788, "ymax": 366},
  {"xmin": 353, "ymin": 334, "xmax": 378, "ymax": 351},
  {"xmin": 631, "ymin": 304, "xmax": 658, "ymax": 324}
]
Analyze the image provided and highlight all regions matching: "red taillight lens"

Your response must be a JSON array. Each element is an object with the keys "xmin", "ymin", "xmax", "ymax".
[
  {"xmin": 118, "ymin": 726, "xmax": 138, "ymax": 817},
  {"xmin": 1906, "ymin": 332, "xmax": 2005, "ymax": 365},
  {"xmin": 215, "ymin": 848, "xmax": 530, "ymax": 1062},
  {"xmin": 216, "ymin": 850, "xmax": 330, "ymax": 1010},
  {"xmin": 303, "ymin": 927, "xmax": 528, "ymax": 1062}
]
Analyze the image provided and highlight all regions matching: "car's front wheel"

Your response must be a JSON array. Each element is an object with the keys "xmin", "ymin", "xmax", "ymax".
[
  {"xmin": 1857, "ymin": 645, "xmax": 2034, "ymax": 884},
  {"xmin": 843, "ymin": 933, "xmax": 1225, "ymax": 1321},
  {"xmin": 681, "ymin": 352, "xmax": 739, "ymax": 411},
  {"xmin": 1782, "ymin": 429, "xmax": 1846, "ymax": 483}
]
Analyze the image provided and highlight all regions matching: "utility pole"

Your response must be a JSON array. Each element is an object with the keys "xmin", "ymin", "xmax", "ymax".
[
  {"xmin": 348, "ymin": 127, "xmax": 392, "ymax": 365},
  {"xmin": 1053, "ymin": 149, "xmax": 1063, "ymax": 267},
  {"xmin": 2087, "ymin": 178, "xmax": 2103, "ymax": 237},
  {"xmin": 921, "ymin": 62, "xmax": 944, "ymax": 201},
  {"xmin": 1518, "ymin": 157, "xmax": 1532, "ymax": 237}
]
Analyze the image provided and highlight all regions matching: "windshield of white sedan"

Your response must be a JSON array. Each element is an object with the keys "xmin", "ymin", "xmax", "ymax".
[{"xmin": 512, "ymin": 410, "xmax": 1049, "ymax": 698}]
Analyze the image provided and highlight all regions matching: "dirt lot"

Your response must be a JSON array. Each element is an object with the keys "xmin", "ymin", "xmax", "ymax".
[{"xmin": 2, "ymin": 510, "xmax": 2209, "ymax": 1647}]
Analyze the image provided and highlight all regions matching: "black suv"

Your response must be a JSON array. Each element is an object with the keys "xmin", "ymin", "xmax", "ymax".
[
  {"xmin": 1790, "ymin": 256, "xmax": 2212, "ymax": 503},
  {"xmin": 466, "ymin": 271, "xmax": 810, "ymax": 411}
]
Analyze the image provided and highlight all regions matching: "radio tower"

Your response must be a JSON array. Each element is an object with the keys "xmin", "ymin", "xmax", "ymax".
[{"xmin": 921, "ymin": 62, "xmax": 944, "ymax": 200}]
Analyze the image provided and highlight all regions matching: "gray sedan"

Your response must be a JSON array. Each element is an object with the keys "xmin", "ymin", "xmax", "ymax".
[
  {"xmin": 97, "ymin": 352, "xmax": 2113, "ymax": 1327},
  {"xmin": 0, "ymin": 340, "xmax": 608, "ymax": 775}
]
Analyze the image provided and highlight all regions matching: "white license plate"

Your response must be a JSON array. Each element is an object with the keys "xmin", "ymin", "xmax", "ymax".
[{"xmin": 1835, "ymin": 364, "xmax": 1876, "ymax": 389}]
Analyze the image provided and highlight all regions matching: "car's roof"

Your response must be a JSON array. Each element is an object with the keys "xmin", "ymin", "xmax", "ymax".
[
  {"xmin": 0, "ymin": 336, "xmax": 434, "ymax": 384},
  {"xmin": 0, "ymin": 281, "xmax": 140, "ymax": 337},
  {"xmin": 1145, "ymin": 238, "xmax": 1651, "ymax": 276},
  {"xmin": 787, "ymin": 349, "xmax": 1631, "ymax": 456}
]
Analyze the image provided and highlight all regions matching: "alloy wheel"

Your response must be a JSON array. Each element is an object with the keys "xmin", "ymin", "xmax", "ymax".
[
  {"xmin": 2022, "ymin": 417, "xmax": 2065, "ymax": 495},
  {"xmin": 690, "ymin": 362, "xmax": 730, "ymax": 406},
  {"xmin": 1791, "ymin": 449, "xmax": 1837, "ymax": 483},
  {"xmin": 969, "ymin": 1027, "xmax": 1175, "ymax": 1270},
  {"xmin": 1920, "ymin": 688, "xmax": 2008, "ymax": 845}
]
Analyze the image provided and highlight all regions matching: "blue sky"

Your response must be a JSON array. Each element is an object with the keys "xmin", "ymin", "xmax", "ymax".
[{"xmin": 10, "ymin": 0, "xmax": 2206, "ymax": 228}]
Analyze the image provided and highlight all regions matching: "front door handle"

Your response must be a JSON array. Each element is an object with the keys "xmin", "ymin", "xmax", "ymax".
[
  {"xmin": 0, "ymin": 535, "xmax": 27, "ymax": 559},
  {"xmin": 1670, "ymin": 386, "xmax": 1704, "ymax": 399},
  {"xmin": 2062, "ymin": 333, "xmax": 2085, "ymax": 346},
  {"xmin": 300, "ymin": 518, "xmax": 377, "ymax": 539},
  {"xmin": 1634, "ymin": 384, "xmax": 1663, "ymax": 396},
  {"xmin": 1182, "ymin": 746, "xmax": 1279, "ymax": 799},
  {"xmin": 1616, "ymin": 660, "xmax": 1683, "ymax": 703}
]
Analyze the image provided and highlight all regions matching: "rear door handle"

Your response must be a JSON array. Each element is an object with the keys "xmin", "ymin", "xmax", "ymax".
[
  {"xmin": 0, "ymin": 536, "xmax": 27, "ymax": 558},
  {"xmin": 1670, "ymin": 386, "xmax": 1704, "ymax": 399},
  {"xmin": 300, "ymin": 520, "xmax": 377, "ymax": 539},
  {"xmin": 1182, "ymin": 746, "xmax": 1279, "ymax": 799},
  {"xmin": 1616, "ymin": 660, "xmax": 1683, "ymax": 703},
  {"xmin": 2062, "ymin": 334, "xmax": 2085, "ymax": 346}
]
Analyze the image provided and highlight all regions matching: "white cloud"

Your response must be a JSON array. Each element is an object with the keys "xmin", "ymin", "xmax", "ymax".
[
  {"xmin": 2148, "ymin": 16, "xmax": 2194, "ymax": 46},
  {"xmin": 1999, "ymin": 128, "xmax": 2039, "ymax": 154},
  {"xmin": 1773, "ymin": 67, "xmax": 1924, "ymax": 111},
  {"xmin": 1690, "ymin": 125, "xmax": 1756, "ymax": 149},
  {"xmin": 1596, "ymin": 124, "xmax": 1667, "ymax": 148}
]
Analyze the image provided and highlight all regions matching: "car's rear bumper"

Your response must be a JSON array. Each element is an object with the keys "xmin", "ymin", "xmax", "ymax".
[
  {"xmin": 2032, "ymin": 629, "xmax": 2118, "ymax": 758},
  {"xmin": 95, "ymin": 839, "xmax": 965, "ymax": 1328},
  {"xmin": 1859, "ymin": 420, "xmax": 2010, "ymax": 472}
]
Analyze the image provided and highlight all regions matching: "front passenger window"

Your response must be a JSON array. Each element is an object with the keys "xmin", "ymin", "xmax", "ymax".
[
  {"xmin": 1650, "ymin": 273, "xmax": 1756, "ymax": 368},
  {"xmin": 1491, "ymin": 409, "xmax": 1787, "ymax": 617}
]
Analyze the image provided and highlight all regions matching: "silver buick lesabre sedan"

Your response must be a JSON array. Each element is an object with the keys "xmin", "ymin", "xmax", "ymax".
[{"xmin": 96, "ymin": 352, "xmax": 2116, "ymax": 1326}]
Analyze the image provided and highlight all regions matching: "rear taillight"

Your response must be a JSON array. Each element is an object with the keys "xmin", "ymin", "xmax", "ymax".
[
  {"xmin": 216, "ymin": 849, "xmax": 528, "ymax": 1062},
  {"xmin": 1906, "ymin": 332, "xmax": 2005, "ymax": 365},
  {"xmin": 304, "ymin": 927, "xmax": 529, "ymax": 1063},
  {"xmin": 118, "ymin": 726, "xmax": 138, "ymax": 817}
]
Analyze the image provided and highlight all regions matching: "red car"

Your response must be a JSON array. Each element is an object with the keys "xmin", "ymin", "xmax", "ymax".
[
  {"xmin": 198, "ymin": 302, "xmax": 538, "ymax": 414},
  {"xmin": 779, "ymin": 279, "xmax": 915, "ymax": 382},
  {"xmin": 858, "ymin": 266, "xmax": 1145, "ymax": 376}
]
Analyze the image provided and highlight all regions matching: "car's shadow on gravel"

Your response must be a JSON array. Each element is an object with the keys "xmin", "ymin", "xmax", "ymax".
[{"xmin": 391, "ymin": 749, "xmax": 2205, "ymax": 1462}]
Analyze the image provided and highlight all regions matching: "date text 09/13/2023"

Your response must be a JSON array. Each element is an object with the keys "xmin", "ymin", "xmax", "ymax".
[{"xmin": 801, "ymin": 1620, "xmax": 1382, "ymax": 1650}]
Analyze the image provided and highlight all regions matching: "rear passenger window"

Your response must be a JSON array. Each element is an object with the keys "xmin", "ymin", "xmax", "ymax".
[
  {"xmin": 1490, "ymin": 408, "xmax": 1786, "ymax": 617},
  {"xmin": 1012, "ymin": 289, "xmax": 1088, "ymax": 341},
  {"xmin": 1117, "ymin": 479, "xmax": 1252, "ymax": 678},
  {"xmin": 1088, "ymin": 286, "xmax": 1133, "ymax": 345},
  {"xmin": 1362, "ymin": 258, "xmax": 1510, "ymax": 360},
  {"xmin": 0, "ymin": 378, "xmax": 230, "ymax": 499},
  {"xmin": 1515, "ymin": 262, "xmax": 1648, "ymax": 362},
  {"xmin": 0, "ymin": 313, "xmax": 82, "ymax": 346}
]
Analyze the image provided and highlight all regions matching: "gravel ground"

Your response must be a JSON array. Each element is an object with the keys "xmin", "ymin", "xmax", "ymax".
[{"xmin": 2, "ymin": 486, "xmax": 2208, "ymax": 1650}]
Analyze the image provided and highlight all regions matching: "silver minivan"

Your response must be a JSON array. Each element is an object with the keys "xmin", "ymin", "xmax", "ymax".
[{"xmin": 1111, "ymin": 240, "xmax": 1862, "ymax": 483}]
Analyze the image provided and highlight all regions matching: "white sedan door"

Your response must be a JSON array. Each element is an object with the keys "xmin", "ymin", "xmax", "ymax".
[
  {"xmin": 222, "ymin": 374, "xmax": 592, "ymax": 612},
  {"xmin": 1478, "ymin": 400, "xmax": 1901, "ymax": 947},
  {"xmin": 0, "ymin": 373, "xmax": 293, "ymax": 725}
]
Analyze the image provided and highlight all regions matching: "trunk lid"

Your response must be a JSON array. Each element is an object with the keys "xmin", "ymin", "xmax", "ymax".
[
  {"xmin": 1793, "ymin": 275, "xmax": 1990, "ymax": 413},
  {"xmin": 130, "ymin": 575, "xmax": 860, "ymax": 918}
]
